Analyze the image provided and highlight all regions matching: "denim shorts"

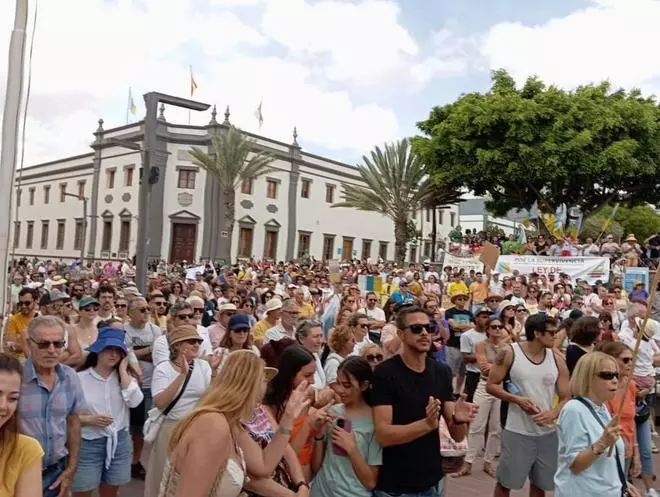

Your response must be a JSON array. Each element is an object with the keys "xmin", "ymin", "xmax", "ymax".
[{"xmin": 71, "ymin": 429, "xmax": 132, "ymax": 491}]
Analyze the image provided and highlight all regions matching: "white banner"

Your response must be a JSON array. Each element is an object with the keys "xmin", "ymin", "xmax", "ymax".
[
  {"xmin": 495, "ymin": 255, "xmax": 610, "ymax": 284},
  {"xmin": 185, "ymin": 265, "xmax": 206, "ymax": 280},
  {"xmin": 443, "ymin": 254, "xmax": 484, "ymax": 273}
]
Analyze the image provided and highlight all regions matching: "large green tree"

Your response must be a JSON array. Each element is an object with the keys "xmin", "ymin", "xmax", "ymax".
[
  {"xmin": 332, "ymin": 139, "xmax": 461, "ymax": 263},
  {"xmin": 587, "ymin": 204, "xmax": 660, "ymax": 241},
  {"xmin": 189, "ymin": 126, "xmax": 274, "ymax": 261},
  {"xmin": 413, "ymin": 70, "xmax": 660, "ymax": 221}
]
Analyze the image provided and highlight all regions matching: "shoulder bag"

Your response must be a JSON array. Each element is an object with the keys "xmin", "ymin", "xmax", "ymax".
[
  {"xmin": 143, "ymin": 361, "xmax": 195, "ymax": 443},
  {"xmin": 574, "ymin": 396, "xmax": 630, "ymax": 497}
]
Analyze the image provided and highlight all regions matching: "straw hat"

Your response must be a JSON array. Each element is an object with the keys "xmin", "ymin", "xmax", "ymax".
[
  {"xmin": 265, "ymin": 299, "xmax": 283, "ymax": 313},
  {"xmin": 625, "ymin": 234, "xmax": 638, "ymax": 242},
  {"xmin": 635, "ymin": 318, "xmax": 660, "ymax": 341},
  {"xmin": 167, "ymin": 324, "xmax": 203, "ymax": 347},
  {"xmin": 498, "ymin": 300, "xmax": 514, "ymax": 313},
  {"xmin": 450, "ymin": 292, "xmax": 469, "ymax": 304}
]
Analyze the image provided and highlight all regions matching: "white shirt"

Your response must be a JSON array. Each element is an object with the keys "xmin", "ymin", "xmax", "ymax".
[
  {"xmin": 313, "ymin": 353, "xmax": 326, "ymax": 389},
  {"xmin": 152, "ymin": 330, "xmax": 213, "ymax": 366},
  {"xmin": 360, "ymin": 306, "xmax": 386, "ymax": 330},
  {"xmin": 151, "ymin": 358, "xmax": 212, "ymax": 420},
  {"xmin": 78, "ymin": 368, "xmax": 143, "ymax": 469},
  {"xmin": 352, "ymin": 334, "xmax": 372, "ymax": 356},
  {"xmin": 460, "ymin": 329, "xmax": 487, "ymax": 374},
  {"xmin": 620, "ymin": 329, "xmax": 659, "ymax": 377},
  {"xmin": 323, "ymin": 352, "xmax": 343, "ymax": 385},
  {"xmin": 264, "ymin": 324, "xmax": 296, "ymax": 344}
]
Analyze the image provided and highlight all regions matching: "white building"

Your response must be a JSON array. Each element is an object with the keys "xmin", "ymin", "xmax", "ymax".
[
  {"xmin": 9, "ymin": 105, "xmax": 458, "ymax": 264},
  {"xmin": 458, "ymin": 198, "xmax": 530, "ymax": 236}
]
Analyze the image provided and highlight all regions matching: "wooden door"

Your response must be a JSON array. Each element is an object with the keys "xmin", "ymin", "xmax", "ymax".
[
  {"xmin": 342, "ymin": 238, "xmax": 353, "ymax": 259},
  {"xmin": 170, "ymin": 223, "xmax": 197, "ymax": 262}
]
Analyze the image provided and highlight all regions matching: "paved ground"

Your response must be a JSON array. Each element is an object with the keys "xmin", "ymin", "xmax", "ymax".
[{"xmin": 121, "ymin": 455, "xmax": 657, "ymax": 496}]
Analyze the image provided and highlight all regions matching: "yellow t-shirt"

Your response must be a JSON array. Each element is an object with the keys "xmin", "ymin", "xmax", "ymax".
[
  {"xmin": 252, "ymin": 318, "xmax": 278, "ymax": 342},
  {"xmin": 298, "ymin": 302, "xmax": 315, "ymax": 320},
  {"xmin": 0, "ymin": 434, "xmax": 43, "ymax": 497},
  {"xmin": 469, "ymin": 281, "xmax": 488, "ymax": 304},
  {"xmin": 3, "ymin": 313, "xmax": 34, "ymax": 361},
  {"xmin": 447, "ymin": 281, "xmax": 469, "ymax": 297}
]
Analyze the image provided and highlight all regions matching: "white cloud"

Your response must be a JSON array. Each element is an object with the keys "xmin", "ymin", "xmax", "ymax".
[
  {"xmin": 260, "ymin": 0, "xmax": 419, "ymax": 85},
  {"xmin": 0, "ymin": 0, "xmax": 402, "ymax": 166},
  {"xmin": 481, "ymin": 0, "xmax": 660, "ymax": 95}
]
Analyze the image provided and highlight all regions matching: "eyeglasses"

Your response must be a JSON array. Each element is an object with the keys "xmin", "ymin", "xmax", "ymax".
[
  {"xmin": 407, "ymin": 323, "xmax": 431, "ymax": 334},
  {"xmin": 365, "ymin": 354, "xmax": 384, "ymax": 362},
  {"xmin": 30, "ymin": 337, "xmax": 66, "ymax": 350},
  {"xmin": 597, "ymin": 371, "xmax": 620, "ymax": 380},
  {"xmin": 176, "ymin": 314, "xmax": 193, "ymax": 320}
]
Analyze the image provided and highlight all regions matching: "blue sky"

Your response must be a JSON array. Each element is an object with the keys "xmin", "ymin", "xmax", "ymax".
[{"xmin": 1, "ymin": 0, "xmax": 659, "ymax": 166}]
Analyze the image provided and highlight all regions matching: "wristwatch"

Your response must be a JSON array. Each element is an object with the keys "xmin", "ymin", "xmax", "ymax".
[{"xmin": 292, "ymin": 481, "xmax": 309, "ymax": 491}]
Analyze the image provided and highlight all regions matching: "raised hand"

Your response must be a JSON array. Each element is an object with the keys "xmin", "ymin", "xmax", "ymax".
[
  {"xmin": 284, "ymin": 381, "xmax": 312, "ymax": 420},
  {"xmin": 425, "ymin": 396, "xmax": 441, "ymax": 429},
  {"xmin": 454, "ymin": 394, "xmax": 479, "ymax": 423}
]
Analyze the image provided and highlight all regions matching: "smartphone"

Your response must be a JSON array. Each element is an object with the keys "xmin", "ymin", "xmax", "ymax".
[{"xmin": 332, "ymin": 417, "xmax": 352, "ymax": 456}]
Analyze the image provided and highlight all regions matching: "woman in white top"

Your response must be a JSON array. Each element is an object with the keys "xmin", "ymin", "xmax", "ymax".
[
  {"xmin": 144, "ymin": 325, "xmax": 213, "ymax": 497},
  {"xmin": 161, "ymin": 350, "xmax": 311, "ymax": 497},
  {"xmin": 72, "ymin": 327, "xmax": 144, "ymax": 497},
  {"xmin": 323, "ymin": 326, "xmax": 355, "ymax": 389},
  {"xmin": 72, "ymin": 296, "xmax": 101, "ymax": 366}
]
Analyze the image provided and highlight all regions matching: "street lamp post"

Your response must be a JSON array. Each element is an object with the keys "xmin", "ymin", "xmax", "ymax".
[
  {"xmin": 63, "ymin": 192, "xmax": 88, "ymax": 267},
  {"xmin": 136, "ymin": 92, "xmax": 209, "ymax": 293}
]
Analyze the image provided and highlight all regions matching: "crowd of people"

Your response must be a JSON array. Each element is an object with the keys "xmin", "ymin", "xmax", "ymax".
[{"xmin": 1, "ymin": 245, "xmax": 659, "ymax": 497}]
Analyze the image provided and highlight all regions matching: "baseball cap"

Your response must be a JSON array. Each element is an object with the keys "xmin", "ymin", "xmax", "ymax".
[{"xmin": 229, "ymin": 314, "xmax": 251, "ymax": 331}]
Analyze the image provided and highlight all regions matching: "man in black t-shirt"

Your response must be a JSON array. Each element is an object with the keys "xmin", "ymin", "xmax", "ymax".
[{"xmin": 372, "ymin": 306, "xmax": 478, "ymax": 497}]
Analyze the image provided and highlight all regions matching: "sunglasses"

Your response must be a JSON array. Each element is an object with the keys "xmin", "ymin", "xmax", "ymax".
[
  {"xmin": 115, "ymin": 303, "xmax": 128, "ymax": 308},
  {"xmin": 365, "ymin": 354, "xmax": 384, "ymax": 362},
  {"xmin": 154, "ymin": 302, "xmax": 167, "ymax": 307},
  {"xmin": 620, "ymin": 357, "xmax": 633, "ymax": 364},
  {"xmin": 81, "ymin": 305, "xmax": 100, "ymax": 312},
  {"xmin": 176, "ymin": 314, "xmax": 193, "ymax": 320},
  {"xmin": 232, "ymin": 328, "xmax": 250, "ymax": 334},
  {"xmin": 193, "ymin": 308, "xmax": 204, "ymax": 314},
  {"xmin": 489, "ymin": 325, "xmax": 504, "ymax": 330},
  {"xmin": 597, "ymin": 371, "xmax": 620, "ymax": 380},
  {"xmin": 407, "ymin": 323, "xmax": 431, "ymax": 334},
  {"xmin": 135, "ymin": 308, "xmax": 149, "ymax": 313},
  {"xmin": 516, "ymin": 309, "xmax": 527, "ymax": 313},
  {"xmin": 30, "ymin": 338, "xmax": 66, "ymax": 350},
  {"xmin": 17, "ymin": 300, "xmax": 33, "ymax": 307},
  {"xmin": 183, "ymin": 339, "xmax": 203, "ymax": 345}
]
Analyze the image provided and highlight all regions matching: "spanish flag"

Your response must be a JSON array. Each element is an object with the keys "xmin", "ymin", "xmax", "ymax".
[{"xmin": 190, "ymin": 66, "xmax": 198, "ymax": 97}]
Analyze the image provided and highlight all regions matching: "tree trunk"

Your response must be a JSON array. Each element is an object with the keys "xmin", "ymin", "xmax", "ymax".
[
  {"xmin": 394, "ymin": 219, "xmax": 407, "ymax": 264},
  {"xmin": 431, "ymin": 207, "xmax": 437, "ymax": 261},
  {"xmin": 222, "ymin": 188, "xmax": 236, "ymax": 263}
]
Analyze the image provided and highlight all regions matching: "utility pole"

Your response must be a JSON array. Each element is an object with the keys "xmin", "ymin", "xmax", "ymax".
[
  {"xmin": 0, "ymin": 0, "xmax": 28, "ymax": 322},
  {"xmin": 63, "ymin": 192, "xmax": 88, "ymax": 266}
]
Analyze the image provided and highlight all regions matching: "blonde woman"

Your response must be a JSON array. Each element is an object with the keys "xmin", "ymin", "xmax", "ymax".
[
  {"xmin": 160, "ymin": 351, "xmax": 311, "ymax": 497},
  {"xmin": 554, "ymin": 352, "xmax": 640, "ymax": 497},
  {"xmin": 323, "ymin": 326, "xmax": 356, "ymax": 388}
]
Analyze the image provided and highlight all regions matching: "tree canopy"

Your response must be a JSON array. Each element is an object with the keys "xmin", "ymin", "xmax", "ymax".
[
  {"xmin": 586, "ymin": 204, "xmax": 660, "ymax": 241},
  {"xmin": 413, "ymin": 70, "xmax": 660, "ymax": 219}
]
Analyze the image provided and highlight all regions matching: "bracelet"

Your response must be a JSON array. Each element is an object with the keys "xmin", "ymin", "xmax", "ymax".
[{"xmin": 277, "ymin": 426, "xmax": 292, "ymax": 436}]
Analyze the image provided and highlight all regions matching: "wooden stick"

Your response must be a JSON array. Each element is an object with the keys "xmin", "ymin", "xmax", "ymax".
[{"xmin": 608, "ymin": 267, "xmax": 660, "ymax": 456}]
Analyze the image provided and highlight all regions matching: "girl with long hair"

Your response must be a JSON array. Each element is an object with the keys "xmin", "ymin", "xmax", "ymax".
[
  {"xmin": 72, "ymin": 328, "xmax": 144, "ymax": 497},
  {"xmin": 0, "ymin": 353, "xmax": 43, "ymax": 497},
  {"xmin": 160, "ymin": 350, "xmax": 310, "ymax": 497},
  {"xmin": 310, "ymin": 356, "xmax": 381, "ymax": 496},
  {"xmin": 244, "ymin": 345, "xmax": 328, "ymax": 493}
]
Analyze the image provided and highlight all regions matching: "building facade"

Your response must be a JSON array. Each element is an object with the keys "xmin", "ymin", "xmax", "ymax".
[{"xmin": 9, "ymin": 105, "xmax": 458, "ymax": 263}]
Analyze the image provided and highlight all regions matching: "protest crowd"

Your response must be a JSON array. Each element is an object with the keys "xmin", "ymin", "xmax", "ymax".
[{"xmin": 1, "ymin": 229, "xmax": 660, "ymax": 497}]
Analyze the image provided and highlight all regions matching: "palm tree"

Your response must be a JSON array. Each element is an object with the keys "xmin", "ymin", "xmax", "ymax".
[
  {"xmin": 332, "ymin": 139, "xmax": 462, "ymax": 263},
  {"xmin": 423, "ymin": 185, "xmax": 464, "ymax": 261},
  {"xmin": 189, "ymin": 126, "xmax": 274, "ymax": 261}
]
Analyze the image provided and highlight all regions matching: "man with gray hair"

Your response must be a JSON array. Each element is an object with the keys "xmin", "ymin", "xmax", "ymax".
[
  {"xmin": 264, "ymin": 298, "xmax": 300, "ymax": 344},
  {"xmin": 124, "ymin": 296, "xmax": 162, "ymax": 480},
  {"xmin": 19, "ymin": 315, "xmax": 86, "ymax": 497}
]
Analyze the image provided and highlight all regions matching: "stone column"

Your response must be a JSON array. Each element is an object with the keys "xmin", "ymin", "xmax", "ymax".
[
  {"xmin": 86, "ymin": 119, "xmax": 104, "ymax": 259},
  {"xmin": 285, "ymin": 127, "xmax": 302, "ymax": 261}
]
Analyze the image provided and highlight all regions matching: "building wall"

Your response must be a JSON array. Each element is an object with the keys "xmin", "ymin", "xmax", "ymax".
[{"xmin": 9, "ymin": 118, "xmax": 461, "ymax": 263}]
